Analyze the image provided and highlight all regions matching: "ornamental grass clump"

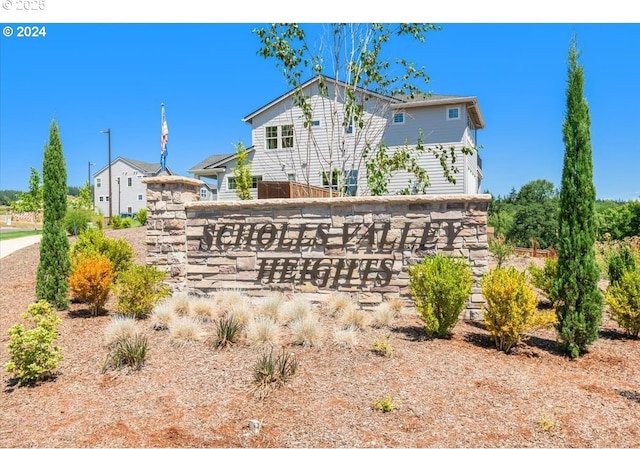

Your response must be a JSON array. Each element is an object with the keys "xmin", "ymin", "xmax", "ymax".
[
  {"xmin": 101, "ymin": 335, "xmax": 148, "ymax": 373},
  {"xmin": 408, "ymin": 254, "xmax": 473, "ymax": 337},
  {"xmin": 5, "ymin": 300, "xmax": 63, "ymax": 386},
  {"xmin": 168, "ymin": 316, "xmax": 205, "ymax": 347},
  {"xmin": 247, "ymin": 316, "xmax": 281, "ymax": 347},
  {"xmin": 481, "ymin": 266, "xmax": 556, "ymax": 353},
  {"xmin": 333, "ymin": 325, "xmax": 358, "ymax": 348},
  {"xmin": 149, "ymin": 301, "xmax": 175, "ymax": 330},
  {"xmin": 252, "ymin": 348, "xmax": 297, "ymax": 398},
  {"xmin": 605, "ymin": 269, "xmax": 640, "ymax": 337},
  {"xmin": 104, "ymin": 315, "xmax": 140, "ymax": 346},
  {"xmin": 290, "ymin": 315, "xmax": 323, "ymax": 347}
]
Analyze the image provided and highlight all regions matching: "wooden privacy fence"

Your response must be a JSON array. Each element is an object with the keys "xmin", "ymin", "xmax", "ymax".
[{"xmin": 258, "ymin": 181, "xmax": 332, "ymax": 199}]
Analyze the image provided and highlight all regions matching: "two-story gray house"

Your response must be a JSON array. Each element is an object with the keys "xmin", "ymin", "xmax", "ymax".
[
  {"xmin": 93, "ymin": 157, "xmax": 173, "ymax": 218},
  {"xmin": 189, "ymin": 76, "xmax": 484, "ymax": 200}
]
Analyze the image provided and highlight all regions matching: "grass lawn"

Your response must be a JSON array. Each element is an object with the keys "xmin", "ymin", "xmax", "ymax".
[{"xmin": 0, "ymin": 230, "xmax": 42, "ymax": 241}]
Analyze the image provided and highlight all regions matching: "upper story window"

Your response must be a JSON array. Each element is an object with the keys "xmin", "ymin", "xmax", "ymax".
[
  {"xmin": 281, "ymin": 125, "xmax": 294, "ymax": 148},
  {"xmin": 137, "ymin": 194, "xmax": 143, "ymax": 201},
  {"xmin": 345, "ymin": 119, "xmax": 353, "ymax": 134},
  {"xmin": 310, "ymin": 120, "xmax": 320, "ymax": 127},
  {"xmin": 265, "ymin": 125, "xmax": 294, "ymax": 149},
  {"xmin": 127, "ymin": 177, "xmax": 132, "ymax": 187},
  {"xmin": 96, "ymin": 177, "xmax": 102, "ymax": 188},
  {"xmin": 393, "ymin": 112, "xmax": 405, "ymax": 124},
  {"xmin": 265, "ymin": 126, "xmax": 278, "ymax": 149},
  {"xmin": 447, "ymin": 107, "xmax": 460, "ymax": 120},
  {"xmin": 199, "ymin": 187, "xmax": 208, "ymax": 199}
]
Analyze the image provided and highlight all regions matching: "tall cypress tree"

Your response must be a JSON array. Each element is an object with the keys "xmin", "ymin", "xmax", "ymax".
[
  {"xmin": 555, "ymin": 36, "xmax": 603, "ymax": 358},
  {"xmin": 36, "ymin": 119, "xmax": 71, "ymax": 310}
]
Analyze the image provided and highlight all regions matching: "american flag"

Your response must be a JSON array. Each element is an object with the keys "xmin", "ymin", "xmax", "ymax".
[{"xmin": 161, "ymin": 104, "xmax": 168, "ymax": 155}]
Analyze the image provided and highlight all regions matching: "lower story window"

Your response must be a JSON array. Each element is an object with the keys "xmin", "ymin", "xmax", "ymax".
[
  {"xmin": 137, "ymin": 194, "xmax": 143, "ymax": 201},
  {"xmin": 228, "ymin": 175, "xmax": 263, "ymax": 190},
  {"xmin": 322, "ymin": 169, "xmax": 358, "ymax": 196},
  {"xmin": 99, "ymin": 196, "xmax": 104, "ymax": 202}
]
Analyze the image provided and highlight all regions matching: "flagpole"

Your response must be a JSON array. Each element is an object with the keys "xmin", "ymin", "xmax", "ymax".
[{"xmin": 160, "ymin": 102, "xmax": 167, "ymax": 173}]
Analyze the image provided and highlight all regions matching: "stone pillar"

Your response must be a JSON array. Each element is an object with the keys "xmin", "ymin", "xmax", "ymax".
[{"xmin": 142, "ymin": 175, "xmax": 204, "ymax": 292}]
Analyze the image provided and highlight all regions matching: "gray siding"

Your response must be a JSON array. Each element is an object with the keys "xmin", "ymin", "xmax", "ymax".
[{"xmin": 94, "ymin": 160, "xmax": 148, "ymax": 217}]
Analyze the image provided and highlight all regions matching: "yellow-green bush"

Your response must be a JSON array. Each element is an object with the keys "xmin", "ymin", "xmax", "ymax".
[
  {"xmin": 408, "ymin": 254, "xmax": 473, "ymax": 337},
  {"xmin": 528, "ymin": 257, "xmax": 558, "ymax": 304},
  {"xmin": 68, "ymin": 254, "xmax": 114, "ymax": 316},
  {"xmin": 113, "ymin": 265, "xmax": 170, "ymax": 318},
  {"xmin": 5, "ymin": 300, "xmax": 63, "ymax": 385},
  {"xmin": 605, "ymin": 270, "xmax": 640, "ymax": 337},
  {"xmin": 481, "ymin": 266, "xmax": 554, "ymax": 352},
  {"xmin": 70, "ymin": 228, "xmax": 133, "ymax": 278}
]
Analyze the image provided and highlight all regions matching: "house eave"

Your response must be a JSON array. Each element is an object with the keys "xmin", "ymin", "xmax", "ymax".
[{"xmin": 393, "ymin": 97, "xmax": 485, "ymax": 130}]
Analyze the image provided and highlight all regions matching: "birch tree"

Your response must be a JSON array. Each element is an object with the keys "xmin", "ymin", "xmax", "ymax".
[{"xmin": 254, "ymin": 23, "xmax": 474, "ymax": 196}]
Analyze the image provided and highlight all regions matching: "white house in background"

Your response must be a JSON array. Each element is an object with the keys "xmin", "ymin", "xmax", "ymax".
[
  {"xmin": 93, "ymin": 157, "xmax": 174, "ymax": 218},
  {"xmin": 189, "ymin": 75, "xmax": 485, "ymax": 200}
]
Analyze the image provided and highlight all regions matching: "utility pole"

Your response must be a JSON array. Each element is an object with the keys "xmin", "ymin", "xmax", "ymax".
[{"xmin": 100, "ymin": 129, "xmax": 112, "ymax": 223}]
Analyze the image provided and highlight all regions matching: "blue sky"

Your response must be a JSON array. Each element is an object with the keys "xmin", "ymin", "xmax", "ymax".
[{"xmin": 1, "ymin": 18, "xmax": 639, "ymax": 199}]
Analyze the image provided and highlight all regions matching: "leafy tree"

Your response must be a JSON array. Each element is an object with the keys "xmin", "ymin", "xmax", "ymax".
[
  {"xmin": 231, "ymin": 141, "xmax": 253, "ymax": 200},
  {"xmin": 555, "ymin": 37, "xmax": 603, "ymax": 359},
  {"xmin": 10, "ymin": 167, "xmax": 43, "ymax": 228},
  {"xmin": 254, "ymin": 23, "xmax": 474, "ymax": 196},
  {"xmin": 36, "ymin": 119, "xmax": 72, "ymax": 310},
  {"xmin": 505, "ymin": 179, "xmax": 559, "ymax": 249}
]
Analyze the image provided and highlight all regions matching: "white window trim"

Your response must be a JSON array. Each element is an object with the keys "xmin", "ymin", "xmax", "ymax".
[
  {"xmin": 137, "ymin": 194, "xmax": 143, "ymax": 201},
  {"xmin": 392, "ymin": 112, "xmax": 405, "ymax": 124},
  {"xmin": 447, "ymin": 106, "xmax": 461, "ymax": 121}
]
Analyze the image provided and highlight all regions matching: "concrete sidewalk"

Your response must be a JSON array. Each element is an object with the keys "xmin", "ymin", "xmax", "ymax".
[{"xmin": 0, "ymin": 235, "xmax": 42, "ymax": 259}]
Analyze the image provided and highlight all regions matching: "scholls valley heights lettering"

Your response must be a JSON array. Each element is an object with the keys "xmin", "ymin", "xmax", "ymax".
[{"xmin": 197, "ymin": 220, "xmax": 462, "ymax": 287}]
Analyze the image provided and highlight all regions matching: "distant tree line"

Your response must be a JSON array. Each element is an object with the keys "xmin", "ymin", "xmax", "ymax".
[
  {"xmin": 0, "ymin": 181, "xmax": 87, "ymax": 206},
  {"xmin": 488, "ymin": 178, "xmax": 640, "ymax": 248}
]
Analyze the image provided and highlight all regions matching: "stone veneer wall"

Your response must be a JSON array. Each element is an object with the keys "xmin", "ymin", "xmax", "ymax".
[{"xmin": 144, "ymin": 176, "xmax": 491, "ymax": 320}]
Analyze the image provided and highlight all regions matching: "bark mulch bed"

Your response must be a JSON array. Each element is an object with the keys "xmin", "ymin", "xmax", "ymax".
[{"xmin": 1, "ymin": 227, "xmax": 639, "ymax": 447}]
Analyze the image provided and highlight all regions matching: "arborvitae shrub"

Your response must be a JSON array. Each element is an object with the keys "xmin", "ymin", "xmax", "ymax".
[
  {"xmin": 608, "ymin": 245, "xmax": 637, "ymax": 286},
  {"xmin": 528, "ymin": 257, "xmax": 558, "ymax": 305},
  {"xmin": 112, "ymin": 265, "xmax": 170, "ymax": 319},
  {"xmin": 68, "ymin": 254, "xmax": 114, "ymax": 316},
  {"xmin": 5, "ymin": 300, "xmax": 63, "ymax": 385},
  {"xmin": 605, "ymin": 270, "xmax": 640, "ymax": 337},
  {"xmin": 481, "ymin": 266, "xmax": 550, "ymax": 353},
  {"xmin": 408, "ymin": 254, "xmax": 473, "ymax": 337}
]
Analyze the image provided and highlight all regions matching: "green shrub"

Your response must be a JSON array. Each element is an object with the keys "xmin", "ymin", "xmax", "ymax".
[
  {"xmin": 5, "ymin": 301, "xmax": 63, "ymax": 385},
  {"xmin": 68, "ymin": 253, "xmax": 114, "ymax": 316},
  {"xmin": 608, "ymin": 245, "xmax": 637, "ymax": 286},
  {"xmin": 121, "ymin": 217, "xmax": 133, "ymax": 228},
  {"xmin": 214, "ymin": 315, "xmax": 243, "ymax": 348},
  {"xmin": 112, "ymin": 265, "xmax": 170, "ymax": 318},
  {"xmin": 605, "ymin": 270, "xmax": 640, "ymax": 337},
  {"xmin": 528, "ymin": 257, "xmax": 558, "ymax": 304},
  {"xmin": 135, "ymin": 208, "xmax": 147, "ymax": 225},
  {"xmin": 408, "ymin": 254, "xmax": 473, "ymax": 337},
  {"xmin": 101, "ymin": 335, "xmax": 148, "ymax": 373},
  {"xmin": 371, "ymin": 394, "xmax": 401, "ymax": 413},
  {"xmin": 64, "ymin": 208, "xmax": 93, "ymax": 236},
  {"xmin": 110, "ymin": 215, "xmax": 122, "ymax": 229},
  {"xmin": 372, "ymin": 333, "xmax": 393, "ymax": 357},
  {"xmin": 481, "ymin": 267, "xmax": 555, "ymax": 353},
  {"xmin": 489, "ymin": 233, "xmax": 515, "ymax": 267},
  {"xmin": 252, "ymin": 348, "xmax": 297, "ymax": 397},
  {"xmin": 70, "ymin": 228, "xmax": 133, "ymax": 278}
]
